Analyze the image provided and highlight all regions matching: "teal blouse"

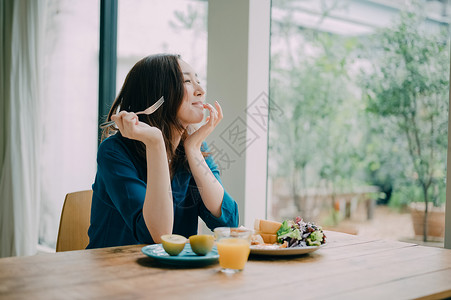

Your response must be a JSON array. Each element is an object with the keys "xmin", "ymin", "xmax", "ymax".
[{"xmin": 87, "ymin": 133, "xmax": 239, "ymax": 249}]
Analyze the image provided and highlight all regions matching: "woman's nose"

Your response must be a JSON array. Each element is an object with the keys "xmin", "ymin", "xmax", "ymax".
[{"xmin": 194, "ymin": 84, "xmax": 205, "ymax": 96}]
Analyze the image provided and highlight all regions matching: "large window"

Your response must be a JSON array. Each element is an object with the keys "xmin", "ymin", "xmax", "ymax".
[{"xmin": 268, "ymin": 0, "xmax": 449, "ymax": 244}]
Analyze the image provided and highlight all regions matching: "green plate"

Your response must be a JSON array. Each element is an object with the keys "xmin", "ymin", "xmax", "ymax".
[{"xmin": 141, "ymin": 244, "xmax": 219, "ymax": 267}]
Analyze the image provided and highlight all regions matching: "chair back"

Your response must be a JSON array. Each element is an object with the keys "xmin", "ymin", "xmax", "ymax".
[{"xmin": 56, "ymin": 190, "xmax": 93, "ymax": 252}]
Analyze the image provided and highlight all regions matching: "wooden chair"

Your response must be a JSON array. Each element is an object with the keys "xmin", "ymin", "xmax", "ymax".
[{"xmin": 56, "ymin": 190, "xmax": 93, "ymax": 252}]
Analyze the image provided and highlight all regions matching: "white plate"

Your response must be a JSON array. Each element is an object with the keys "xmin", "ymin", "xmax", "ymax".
[{"xmin": 250, "ymin": 244, "xmax": 326, "ymax": 256}]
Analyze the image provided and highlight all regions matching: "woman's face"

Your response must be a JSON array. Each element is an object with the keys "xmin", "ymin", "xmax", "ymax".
[{"xmin": 177, "ymin": 59, "xmax": 205, "ymax": 128}]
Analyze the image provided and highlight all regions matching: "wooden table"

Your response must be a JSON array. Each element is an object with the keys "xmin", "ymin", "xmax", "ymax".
[{"xmin": 1, "ymin": 231, "xmax": 450, "ymax": 300}]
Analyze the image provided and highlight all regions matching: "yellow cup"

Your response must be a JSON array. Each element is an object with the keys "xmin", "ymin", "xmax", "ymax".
[{"xmin": 214, "ymin": 227, "xmax": 252, "ymax": 274}]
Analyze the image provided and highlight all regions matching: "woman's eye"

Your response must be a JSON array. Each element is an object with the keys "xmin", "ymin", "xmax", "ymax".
[{"xmin": 184, "ymin": 79, "xmax": 191, "ymax": 83}]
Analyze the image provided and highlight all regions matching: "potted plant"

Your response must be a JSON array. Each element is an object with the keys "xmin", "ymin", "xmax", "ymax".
[
  {"xmin": 391, "ymin": 184, "xmax": 446, "ymax": 239},
  {"xmin": 360, "ymin": 5, "xmax": 449, "ymax": 242}
]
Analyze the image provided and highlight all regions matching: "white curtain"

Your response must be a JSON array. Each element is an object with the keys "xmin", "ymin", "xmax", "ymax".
[{"xmin": 0, "ymin": 0, "xmax": 47, "ymax": 257}]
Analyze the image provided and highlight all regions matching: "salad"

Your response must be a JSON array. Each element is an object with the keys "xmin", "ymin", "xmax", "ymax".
[{"xmin": 277, "ymin": 216, "xmax": 326, "ymax": 247}]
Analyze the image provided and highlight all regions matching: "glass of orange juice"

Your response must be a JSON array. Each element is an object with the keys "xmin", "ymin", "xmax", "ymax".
[{"xmin": 214, "ymin": 227, "xmax": 252, "ymax": 274}]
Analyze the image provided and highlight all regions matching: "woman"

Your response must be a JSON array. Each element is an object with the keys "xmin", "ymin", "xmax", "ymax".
[{"xmin": 87, "ymin": 54, "xmax": 239, "ymax": 249}]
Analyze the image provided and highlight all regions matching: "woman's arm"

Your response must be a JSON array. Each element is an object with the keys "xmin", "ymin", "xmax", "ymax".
[
  {"xmin": 192, "ymin": 148, "xmax": 239, "ymax": 228},
  {"xmin": 142, "ymin": 136, "xmax": 173, "ymax": 243},
  {"xmin": 112, "ymin": 112, "xmax": 173, "ymax": 243},
  {"xmin": 184, "ymin": 102, "xmax": 224, "ymax": 217},
  {"xmin": 185, "ymin": 148, "xmax": 224, "ymax": 217}
]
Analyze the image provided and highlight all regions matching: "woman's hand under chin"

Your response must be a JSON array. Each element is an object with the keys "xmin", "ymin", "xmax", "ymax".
[
  {"xmin": 184, "ymin": 101, "xmax": 223, "ymax": 154},
  {"xmin": 111, "ymin": 111, "xmax": 163, "ymax": 146}
]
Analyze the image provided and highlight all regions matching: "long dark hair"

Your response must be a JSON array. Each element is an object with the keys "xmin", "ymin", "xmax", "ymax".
[{"xmin": 102, "ymin": 54, "xmax": 188, "ymax": 174}]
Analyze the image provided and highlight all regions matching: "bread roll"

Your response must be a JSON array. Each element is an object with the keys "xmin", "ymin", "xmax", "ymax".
[
  {"xmin": 254, "ymin": 219, "xmax": 282, "ymax": 234},
  {"xmin": 254, "ymin": 232, "xmax": 277, "ymax": 244}
]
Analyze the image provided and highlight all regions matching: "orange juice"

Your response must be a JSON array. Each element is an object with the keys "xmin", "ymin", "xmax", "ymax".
[{"xmin": 216, "ymin": 238, "xmax": 250, "ymax": 270}]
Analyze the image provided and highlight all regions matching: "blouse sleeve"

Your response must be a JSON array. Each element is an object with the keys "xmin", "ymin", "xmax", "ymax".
[
  {"xmin": 198, "ymin": 142, "xmax": 239, "ymax": 230},
  {"xmin": 97, "ymin": 139, "xmax": 154, "ymax": 244}
]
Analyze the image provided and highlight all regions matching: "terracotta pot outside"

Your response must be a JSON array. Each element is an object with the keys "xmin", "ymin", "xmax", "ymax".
[{"xmin": 410, "ymin": 203, "xmax": 445, "ymax": 238}]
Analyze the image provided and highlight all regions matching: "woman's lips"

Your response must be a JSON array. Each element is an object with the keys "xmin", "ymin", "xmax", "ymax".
[{"xmin": 192, "ymin": 101, "xmax": 204, "ymax": 108}]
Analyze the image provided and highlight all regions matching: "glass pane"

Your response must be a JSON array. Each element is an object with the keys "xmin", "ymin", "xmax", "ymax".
[
  {"xmin": 40, "ymin": 0, "xmax": 100, "ymax": 249},
  {"xmin": 268, "ymin": 0, "xmax": 449, "ymax": 245},
  {"xmin": 117, "ymin": 0, "xmax": 208, "ymax": 94}
]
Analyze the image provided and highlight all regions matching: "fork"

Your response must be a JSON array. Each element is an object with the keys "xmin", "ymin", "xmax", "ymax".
[{"xmin": 99, "ymin": 96, "xmax": 164, "ymax": 128}]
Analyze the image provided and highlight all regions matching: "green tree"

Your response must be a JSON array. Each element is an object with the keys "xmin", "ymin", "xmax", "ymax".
[{"xmin": 359, "ymin": 6, "xmax": 449, "ymax": 241}]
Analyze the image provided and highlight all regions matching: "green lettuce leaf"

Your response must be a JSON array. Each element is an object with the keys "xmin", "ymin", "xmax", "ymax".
[
  {"xmin": 276, "ymin": 220, "xmax": 291, "ymax": 237},
  {"xmin": 306, "ymin": 231, "xmax": 324, "ymax": 246},
  {"xmin": 277, "ymin": 227, "xmax": 302, "ymax": 243}
]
